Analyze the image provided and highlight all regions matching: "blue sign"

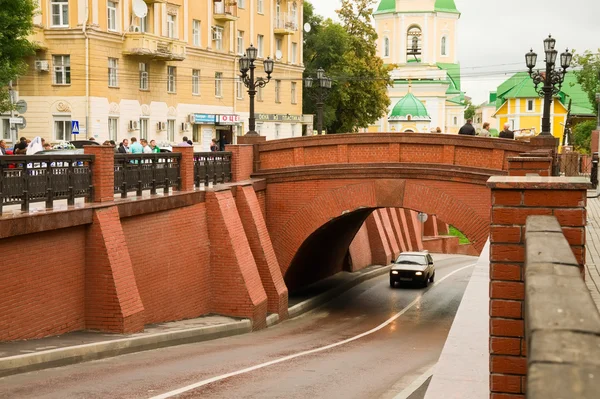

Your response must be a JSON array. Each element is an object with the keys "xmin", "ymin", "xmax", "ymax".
[
  {"xmin": 71, "ymin": 120, "xmax": 80, "ymax": 134},
  {"xmin": 192, "ymin": 114, "xmax": 216, "ymax": 125}
]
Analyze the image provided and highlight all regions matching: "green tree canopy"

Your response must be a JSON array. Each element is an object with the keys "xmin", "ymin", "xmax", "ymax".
[
  {"xmin": 0, "ymin": 0, "xmax": 36, "ymax": 112},
  {"xmin": 303, "ymin": 0, "xmax": 392, "ymax": 133},
  {"xmin": 463, "ymin": 100, "xmax": 476, "ymax": 120},
  {"xmin": 572, "ymin": 119, "xmax": 595, "ymax": 154},
  {"xmin": 572, "ymin": 50, "xmax": 600, "ymax": 114}
]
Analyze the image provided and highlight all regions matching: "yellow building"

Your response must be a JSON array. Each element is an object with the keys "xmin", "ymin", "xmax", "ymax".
[
  {"xmin": 372, "ymin": 0, "xmax": 466, "ymax": 134},
  {"xmin": 493, "ymin": 72, "xmax": 595, "ymax": 143},
  {"xmin": 5, "ymin": 0, "xmax": 310, "ymax": 148}
]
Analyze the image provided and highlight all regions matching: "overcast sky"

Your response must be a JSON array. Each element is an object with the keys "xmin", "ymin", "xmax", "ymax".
[{"xmin": 311, "ymin": 0, "xmax": 600, "ymax": 104}]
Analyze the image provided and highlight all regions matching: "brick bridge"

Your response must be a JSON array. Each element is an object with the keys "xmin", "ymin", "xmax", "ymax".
[{"xmin": 1, "ymin": 133, "xmax": 548, "ymax": 342}]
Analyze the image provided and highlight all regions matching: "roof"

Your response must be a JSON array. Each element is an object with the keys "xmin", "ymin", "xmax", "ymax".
[
  {"xmin": 389, "ymin": 93, "xmax": 431, "ymax": 120},
  {"xmin": 495, "ymin": 72, "xmax": 595, "ymax": 116},
  {"xmin": 437, "ymin": 63, "xmax": 462, "ymax": 94},
  {"xmin": 376, "ymin": 0, "xmax": 460, "ymax": 14}
]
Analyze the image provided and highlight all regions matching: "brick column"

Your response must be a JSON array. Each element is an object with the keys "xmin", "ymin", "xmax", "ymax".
[
  {"xmin": 172, "ymin": 146, "xmax": 194, "ymax": 191},
  {"xmin": 487, "ymin": 176, "xmax": 589, "ymax": 398},
  {"xmin": 84, "ymin": 145, "xmax": 114, "ymax": 202},
  {"xmin": 507, "ymin": 157, "xmax": 552, "ymax": 177},
  {"xmin": 226, "ymin": 144, "xmax": 254, "ymax": 182}
]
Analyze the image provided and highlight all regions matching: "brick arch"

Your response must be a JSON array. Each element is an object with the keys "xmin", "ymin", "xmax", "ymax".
[{"xmin": 272, "ymin": 179, "xmax": 489, "ymax": 279}]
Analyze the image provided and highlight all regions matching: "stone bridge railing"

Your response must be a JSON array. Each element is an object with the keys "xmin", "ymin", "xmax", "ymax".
[
  {"xmin": 255, "ymin": 133, "xmax": 536, "ymax": 172},
  {"xmin": 525, "ymin": 216, "xmax": 600, "ymax": 398}
]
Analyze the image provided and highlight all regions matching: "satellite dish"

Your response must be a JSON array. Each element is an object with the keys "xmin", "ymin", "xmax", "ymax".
[
  {"xmin": 275, "ymin": 50, "xmax": 283, "ymax": 61},
  {"xmin": 132, "ymin": 0, "xmax": 148, "ymax": 18},
  {"xmin": 304, "ymin": 23, "xmax": 311, "ymax": 33}
]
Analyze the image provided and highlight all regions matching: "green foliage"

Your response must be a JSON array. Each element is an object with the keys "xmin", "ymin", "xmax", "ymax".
[
  {"xmin": 572, "ymin": 50, "xmax": 600, "ymax": 114},
  {"xmin": 449, "ymin": 226, "xmax": 470, "ymax": 245},
  {"xmin": 0, "ymin": 0, "xmax": 36, "ymax": 112},
  {"xmin": 463, "ymin": 100, "xmax": 476, "ymax": 120},
  {"xmin": 303, "ymin": 0, "xmax": 392, "ymax": 133},
  {"xmin": 572, "ymin": 120, "xmax": 595, "ymax": 155}
]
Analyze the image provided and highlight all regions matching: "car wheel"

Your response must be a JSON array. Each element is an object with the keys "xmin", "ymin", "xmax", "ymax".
[
  {"xmin": 430, "ymin": 272, "xmax": 435, "ymax": 282},
  {"xmin": 421, "ymin": 277, "xmax": 428, "ymax": 288},
  {"xmin": 390, "ymin": 279, "xmax": 395, "ymax": 288}
]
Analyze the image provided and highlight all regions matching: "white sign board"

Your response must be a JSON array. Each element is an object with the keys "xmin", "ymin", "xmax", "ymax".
[
  {"xmin": 202, "ymin": 128, "xmax": 213, "ymax": 152},
  {"xmin": 217, "ymin": 114, "xmax": 241, "ymax": 125},
  {"xmin": 9, "ymin": 117, "xmax": 23, "ymax": 125}
]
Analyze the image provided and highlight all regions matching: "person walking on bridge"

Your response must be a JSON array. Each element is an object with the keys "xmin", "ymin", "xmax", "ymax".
[{"xmin": 458, "ymin": 119, "xmax": 476, "ymax": 136}]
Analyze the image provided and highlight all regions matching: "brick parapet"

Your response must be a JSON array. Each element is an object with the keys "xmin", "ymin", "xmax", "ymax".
[
  {"xmin": 172, "ymin": 146, "xmax": 194, "ymax": 191},
  {"xmin": 508, "ymin": 157, "xmax": 552, "ymax": 177},
  {"xmin": 226, "ymin": 145, "xmax": 254, "ymax": 182},
  {"xmin": 84, "ymin": 145, "xmax": 114, "ymax": 202},
  {"xmin": 487, "ymin": 176, "xmax": 590, "ymax": 397}
]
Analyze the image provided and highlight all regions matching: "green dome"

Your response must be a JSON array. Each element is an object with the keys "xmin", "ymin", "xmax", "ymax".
[
  {"xmin": 389, "ymin": 93, "xmax": 431, "ymax": 121},
  {"xmin": 377, "ymin": 0, "xmax": 459, "ymax": 14}
]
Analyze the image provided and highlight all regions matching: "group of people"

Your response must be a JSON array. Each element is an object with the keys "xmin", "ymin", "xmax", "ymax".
[
  {"xmin": 107, "ymin": 137, "xmax": 161, "ymax": 154},
  {"xmin": 458, "ymin": 119, "xmax": 515, "ymax": 139},
  {"xmin": 0, "ymin": 137, "xmax": 53, "ymax": 155}
]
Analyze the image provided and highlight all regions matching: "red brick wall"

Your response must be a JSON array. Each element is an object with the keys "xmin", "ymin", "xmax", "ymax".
[
  {"xmin": 0, "ymin": 227, "xmax": 86, "ymax": 341},
  {"xmin": 226, "ymin": 145, "xmax": 254, "ymax": 182},
  {"xmin": 256, "ymin": 189, "xmax": 267, "ymax": 221},
  {"xmin": 84, "ymin": 145, "xmax": 115, "ymax": 202},
  {"xmin": 378, "ymin": 209, "xmax": 400, "ymax": 259},
  {"xmin": 487, "ymin": 176, "xmax": 589, "ymax": 398},
  {"xmin": 388, "ymin": 208, "xmax": 407, "ymax": 252},
  {"xmin": 508, "ymin": 157, "xmax": 552, "ymax": 177},
  {"xmin": 121, "ymin": 203, "xmax": 211, "ymax": 325},
  {"xmin": 348, "ymin": 222, "xmax": 372, "ymax": 271},
  {"xmin": 365, "ymin": 211, "xmax": 392, "ymax": 265}
]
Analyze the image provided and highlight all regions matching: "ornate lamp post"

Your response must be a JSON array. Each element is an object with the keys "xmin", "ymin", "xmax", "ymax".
[
  {"xmin": 239, "ymin": 45, "xmax": 274, "ymax": 136},
  {"xmin": 525, "ymin": 35, "xmax": 573, "ymax": 136},
  {"xmin": 305, "ymin": 68, "xmax": 332, "ymax": 135}
]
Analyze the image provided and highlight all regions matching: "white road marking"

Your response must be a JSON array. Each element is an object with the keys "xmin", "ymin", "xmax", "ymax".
[
  {"xmin": 392, "ymin": 364, "xmax": 436, "ymax": 399},
  {"xmin": 149, "ymin": 263, "xmax": 476, "ymax": 399}
]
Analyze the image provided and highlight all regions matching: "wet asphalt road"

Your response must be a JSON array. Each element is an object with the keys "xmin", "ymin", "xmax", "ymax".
[{"xmin": 0, "ymin": 254, "xmax": 476, "ymax": 399}]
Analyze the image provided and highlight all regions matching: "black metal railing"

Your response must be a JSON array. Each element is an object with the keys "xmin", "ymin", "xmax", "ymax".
[
  {"xmin": 555, "ymin": 152, "xmax": 595, "ymax": 180},
  {"xmin": 114, "ymin": 153, "xmax": 181, "ymax": 197},
  {"xmin": 0, "ymin": 155, "xmax": 94, "ymax": 214},
  {"xmin": 193, "ymin": 152, "xmax": 232, "ymax": 187}
]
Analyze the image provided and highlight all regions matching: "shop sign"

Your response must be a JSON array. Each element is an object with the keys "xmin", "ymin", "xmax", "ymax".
[
  {"xmin": 217, "ymin": 114, "xmax": 241, "ymax": 125},
  {"xmin": 191, "ymin": 113, "xmax": 216, "ymax": 124},
  {"xmin": 255, "ymin": 113, "xmax": 303, "ymax": 122}
]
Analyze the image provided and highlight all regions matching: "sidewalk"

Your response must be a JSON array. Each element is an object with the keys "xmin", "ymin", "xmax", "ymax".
[
  {"xmin": 0, "ymin": 264, "xmax": 391, "ymax": 377},
  {"xmin": 585, "ymin": 196, "xmax": 600, "ymax": 310}
]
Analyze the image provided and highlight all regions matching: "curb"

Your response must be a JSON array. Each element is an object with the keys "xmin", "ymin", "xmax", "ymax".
[{"xmin": 0, "ymin": 265, "xmax": 391, "ymax": 378}]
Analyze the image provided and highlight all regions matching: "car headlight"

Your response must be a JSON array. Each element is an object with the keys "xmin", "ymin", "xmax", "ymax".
[
  {"xmin": 391, "ymin": 271, "xmax": 399, "ymax": 275},
  {"xmin": 415, "ymin": 272, "xmax": 423, "ymax": 276}
]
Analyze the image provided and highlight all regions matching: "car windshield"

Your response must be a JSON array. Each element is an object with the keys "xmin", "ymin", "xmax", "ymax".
[{"xmin": 395, "ymin": 255, "xmax": 427, "ymax": 265}]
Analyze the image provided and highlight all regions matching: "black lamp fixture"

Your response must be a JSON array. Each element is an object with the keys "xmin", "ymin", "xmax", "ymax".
[
  {"xmin": 525, "ymin": 35, "xmax": 572, "ymax": 136},
  {"xmin": 304, "ymin": 68, "xmax": 333, "ymax": 135},
  {"xmin": 239, "ymin": 44, "xmax": 274, "ymax": 136}
]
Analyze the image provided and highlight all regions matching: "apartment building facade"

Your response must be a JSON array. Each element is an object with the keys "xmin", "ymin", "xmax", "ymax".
[{"xmin": 6, "ymin": 0, "xmax": 310, "ymax": 149}]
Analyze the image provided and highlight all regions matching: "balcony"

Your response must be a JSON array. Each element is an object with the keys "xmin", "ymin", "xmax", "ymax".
[
  {"xmin": 274, "ymin": 13, "xmax": 298, "ymax": 35},
  {"xmin": 143, "ymin": 0, "xmax": 166, "ymax": 4},
  {"xmin": 213, "ymin": 1, "xmax": 238, "ymax": 22},
  {"xmin": 29, "ymin": 27, "xmax": 48, "ymax": 51},
  {"xmin": 123, "ymin": 32, "xmax": 186, "ymax": 61}
]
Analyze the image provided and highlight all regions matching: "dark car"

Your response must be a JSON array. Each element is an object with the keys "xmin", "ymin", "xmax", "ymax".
[
  {"xmin": 390, "ymin": 251, "xmax": 435, "ymax": 288},
  {"xmin": 70, "ymin": 140, "xmax": 100, "ymax": 149}
]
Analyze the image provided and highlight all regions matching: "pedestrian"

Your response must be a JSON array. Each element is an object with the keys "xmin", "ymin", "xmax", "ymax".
[
  {"xmin": 141, "ymin": 139, "xmax": 152, "ymax": 153},
  {"xmin": 210, "ymin": 139, "xmax": 219, "ymax": 152},
  {"xmin": 499, "ymin": 123, "xmax": 515, "ymax": 139},
  {"xmin": 13, "ymin": 137, "xmax": 28, "ymax": 154},
  {"xmin": 89, "ymin": 137, "xmax": 95, "ymax": 141},
  {"xmin": 150, "ymin": 139, "xmax": 161, "ymax": 153},
  {"xmin": 458, "ymin": 119, "xmax": 476, "ymax": 136},
  {"xmin": 43, "ymin": 143, "xmax": 52, "ymax": 150},
  {"xmin": 429, "ymin": 127, "xmax": 437, "ymax": 133},
  {"xmin": 479, "ymin": 122, "xmax": 491, "ymax": 137},
  {"xmin": 130, "ymin": 137, "xmax": 143, "ymax": 153},
  {"xmin": 436, "ymin": 127, "xmax": 442, "ymax": 133},
  {"xmin": 102, "ymin": 140, "xmax": 111, "ymax": 146},
  {"xmin": 219, "ymin": 135, "xmax": 228, "ymax": 151},
  {"xmin": 0, "ymin": 140, "xmax": 6, "ymax": 155},
  {"xmin": 117, "ymin": 142, "xmax": 127, "ymax": 154},
  {"xmin": 178, "ymin": 136, "xmax": 192, "ymax": 147},
  {"xmin": 121, "ymin": 138, "xmax": 130, "ymax": 153}
]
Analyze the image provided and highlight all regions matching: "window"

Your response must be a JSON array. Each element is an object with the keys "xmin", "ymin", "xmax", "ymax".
[
  {"xmin": 239, "ymin": 0, "xmax": 246, "ymax": 8},
  {"xmin": 51, "ymin": 0, "xmax": 69, "ymax": 27},
  {"xmin": 192, "ymin": 69, "xmax": 200, "ymax": 95},
  {"xmin": 108, "ymin": 58, "xmax": 118, "ymax": 87},
  {"xmin": 193, "ymin": 124, "xmax": 200, "ymax": 143},
  {"xmin": 167, "ymin": 120, "xmax": 175, "ymax": 142},
  {"xmin": 441, "ymin": 36, "xmax": 447, "ymax": 56},
  {"xmin": 257, "ymin": 35, "xmax": 264, "ymax": 58},
  {"xmin": 108, "ymin": 117, "xmax": 118, "ymax": 141},
  {"xmin": 453, "ymin": 116, "xmax": 458, "ymax": 126},
  {"xmin": 257, "ymin": 0, "xmax": 264, "ymax": 14},
  {"xmin": 167, "ymin": 66, "xmax": 176, "ymax": 93},
  {"xmin": 275, "ymin": 80, "xmax": 281, "ymax": 103},
  {"xmin": 257, "ymin": 86, "xmax": 263, "ymax": 101},
  {"xmin": 383, "ymin": 37, "xmax": 390, "ymax": 57},
  {"xmin": 193, "ymin": 20, "xmax": 201, "ymax": 46},
  {"xmin": 107, "ymin": 1, "xmax": 117, "ymax": 31},
  {"xmin": 215, "ymin": 72, "xmax": 223, "ymax": 97},
  {"xmin": 54, "ymin": 118, "xmax": 72, "ymax": 141},
  {"xmin": 140, "ymin": 118, "xmax": 148, "ymax": 140},
  {"xmin": 291, "ymin": 2, "xmax": 298, "ymax": 23},
  {"xmin": 527, "ymin": 99, "xmax": 535, "ymax": 112},
  {"xmin": 236, "ymin": 80, "xmax": 244, "ymax": 100},
  {"xmin": 276, "ymin": 38, "xmax": 282, "ymax": 53},
  {"xmin": 140, "ymin": 15, "xmax": 147, "ymax": 33},
  {"xmin": 2, "ymin": 119, "xmax": 10, "ymax": 140},
  {"xmin": 213, "ymin": 26, "xmax": 224, "ymax": 50},
  {"xmin": 407, "ymin": 26, "xmax": 422, "ymax": 60},
  {"xmin": 139, "ymin": 63, "xmax": 148, "ymax": 90},
  {"xmin": 53, "ymin": 55, "xmax": 70, "ymax": 85},
  {"xmin": 291, "ymin": 82, "xmax": 297, "ymax": 104},
  {"xmin": 237, "ymin": 30, "xmax": 244, "ymax": 55},
  {"xmin": 167, "ymin": 14, "xmax": 177, "ymax": 38},
  {"xmin": 291, "ymin": 42, "xmax": 297, "ymax": 64}
]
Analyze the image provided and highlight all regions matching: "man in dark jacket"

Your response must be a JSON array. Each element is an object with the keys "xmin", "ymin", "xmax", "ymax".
[
  {"xmin": 499, "ymin": 123, "xmax": 515, "ymax": 139},
  {"xmin": 458, "ymin": 119, "xmax": 476, "ymax": 135}
]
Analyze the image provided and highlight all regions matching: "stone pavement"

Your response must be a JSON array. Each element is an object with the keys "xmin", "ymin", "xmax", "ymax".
[{"xmin": 585, "ymin": 195, "xmax": 600, "ymax": 310}]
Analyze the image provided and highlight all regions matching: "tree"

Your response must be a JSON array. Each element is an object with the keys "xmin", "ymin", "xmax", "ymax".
[
  {"xmin": 463, "ymin": 100, "xmax": 476, "ymax": 120},
  {"xmin": 0, "ymin": 0, "xmax": 36, "ymax": 112},
  {"xmin": 572, "ymin": 50, "xmax": 600, "ymax": 114},
  {"xmin": 303, "ymin": 0, "xmax": 392, "ymax": 133},
  {"xmin": 572, "ymin": 120, "xmax": 595, "ymax": 154}
]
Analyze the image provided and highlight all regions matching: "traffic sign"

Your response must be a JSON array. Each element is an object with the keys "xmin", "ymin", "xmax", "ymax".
[
  {"xmin": 9, "ymin": 117, "xmax": 23, "ymax": 125},
  {"xmin": 72, "ymin": 120, "xmax": 80, "ymax": 134},
  {"xmin": 15, "ymin": 100, "xmax": 27, "ymax": 114}
]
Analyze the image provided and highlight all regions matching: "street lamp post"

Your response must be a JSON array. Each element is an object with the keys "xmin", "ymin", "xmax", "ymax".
[
  {"xmin": 305, "ymin": 68, "xmax": 332, "ymax": 135},
  {"xmin": 525, "ymin": 35, "xmax": 573, "ymax": 136},
  {"xmin": 239, "ymin": 45, "xmax": 274, "ymax": 136}
]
